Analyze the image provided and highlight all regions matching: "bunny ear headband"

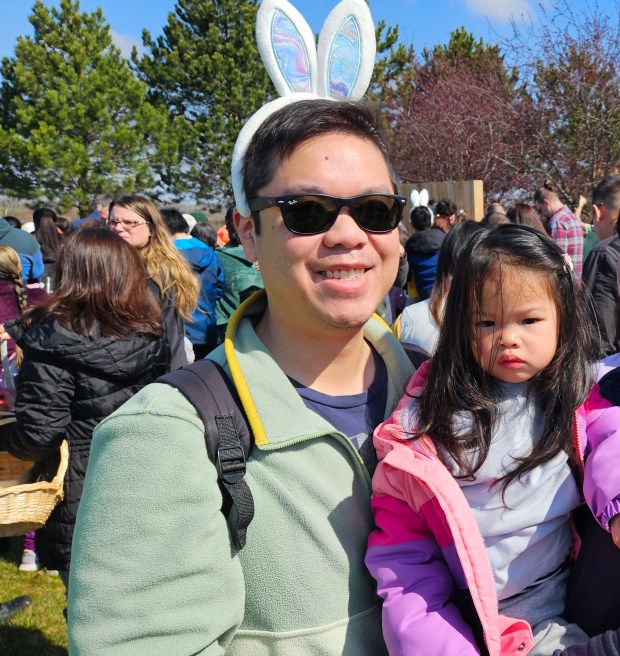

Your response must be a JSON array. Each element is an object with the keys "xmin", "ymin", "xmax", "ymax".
[
  {"xmin": 409, "ymin": 188, "xmax": 434, "ymax": 224},
  {"xmin": 231, "ymin": 0, "xmax": 377, "ymax": 217}
]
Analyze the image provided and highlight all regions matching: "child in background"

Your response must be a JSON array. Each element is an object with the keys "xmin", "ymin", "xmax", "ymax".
[{"xmin": 367, "ymin": 225, "xmax": 620, "ymax": 655}]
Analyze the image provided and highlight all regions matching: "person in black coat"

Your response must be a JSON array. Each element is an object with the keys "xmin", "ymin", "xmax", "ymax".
[
  {"xmin": 0, "ymin": 229, "xmax": 170, "ymax": 585},
  {"xmin": 405, "ymin": 206, "xmax": 445, "ymax": 300}
]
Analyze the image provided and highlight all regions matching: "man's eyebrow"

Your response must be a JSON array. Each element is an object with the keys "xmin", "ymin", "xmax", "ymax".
[{"xmin": 275, "ymin": 185, "xmax": 394, "ymax": 196}]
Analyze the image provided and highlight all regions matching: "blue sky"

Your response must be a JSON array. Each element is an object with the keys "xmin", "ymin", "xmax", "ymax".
[{"xmin": 1, "ymin": 0, "xmax": 609, "ymax": 62}]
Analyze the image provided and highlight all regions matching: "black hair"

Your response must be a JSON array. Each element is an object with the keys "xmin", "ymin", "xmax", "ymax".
[
  {"xmin": 191, "ymin": 221, "xmax": 217, "ymax": 249},
  {"xmin": 409, "ymin": 206, "xmax": 432, "ymax": 231},
  {"xmin": 414, "ymin": 224, "xmax": 598, "ymax": 493},
  {"xmin": 429, "ymin": 220, "xmax": 486, "ymax": 325},
  {"xmin": 3, "ymin": 216, "xmax": 21, "ymax": 229},
  {"xmin": 56, "ymin": 217, "xmax": 71, "ymax": 235},
  {"xmin": 224, "ymin": 206, "xmax": 240, "ymax": 247},
  {"xmin": 160, "ymin": 208, "xmax": 190, "ymax": 235},
  {"xmin": 592, "ymin": 175, "xmax": 620, "ymax": 213},
  {"xmin": 242, "ymin": 99, "xmax": 398, "ymax": 235},
  {"xmin": 434, "ymin": 198, "xmax": 457, "ymax": 218},
  {"xmin": 32, "ymin": 207, "xmax": 62, "ymax": 263}
]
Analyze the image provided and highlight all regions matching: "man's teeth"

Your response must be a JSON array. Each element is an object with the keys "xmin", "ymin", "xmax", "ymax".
[{"xmin": 323, "ymin": 269, "xmax": 365, "ymax": 280}]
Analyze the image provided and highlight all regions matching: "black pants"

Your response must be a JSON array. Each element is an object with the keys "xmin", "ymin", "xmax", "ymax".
[{"xmin": 565, "ymin": 512, "xmax": 620, "ymax": 636}]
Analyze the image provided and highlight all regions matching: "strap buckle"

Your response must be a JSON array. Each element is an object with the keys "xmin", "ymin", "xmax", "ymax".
[{"xmin": 216, "ymin": 445, "xmax": 246, "ymax": 484}]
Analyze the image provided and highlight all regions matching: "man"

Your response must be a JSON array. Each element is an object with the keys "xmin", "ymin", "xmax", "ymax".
[
  {"xmin": 71, "ymin": 196, "xmax": 111, "ymax": 230},
  {"xmin": 583, "ymin": 176, "xmax": 620, "ymax": 356},
  {"xmin": 68, "ymin": 99, "xmax": 413, "ymax": 655},
  {"xmin": 0, "ymin": 216, "xmax": 43, "ymax": 282},
  {"xmin": 215, "ymin": 206, "xmax": 263, "ymax": 342},
  {"xmin": 534, "ymin": 182, "xmax": 584, "ymax": 277},
  {"xmin": 432, "ymin": 198, "xmax": 457, "ymax": 233},
  {"xmin": 161, "ymin": 207, "xmax": 225, "ymax": 359}
]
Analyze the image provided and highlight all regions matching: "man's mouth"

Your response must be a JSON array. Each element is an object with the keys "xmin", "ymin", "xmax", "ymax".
[{"xmin": 321, "ymin": 268, "xmax": 366, "ymax": 280}]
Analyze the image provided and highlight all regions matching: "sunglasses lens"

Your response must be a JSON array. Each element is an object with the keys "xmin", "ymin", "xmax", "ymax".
[
  {"xmin": 352, "ymin": 196, "xmax": 401, "ymax": 232},
  {"xmin": 281, "ymin": 196, "xmax": 338, "ymax": 235}
]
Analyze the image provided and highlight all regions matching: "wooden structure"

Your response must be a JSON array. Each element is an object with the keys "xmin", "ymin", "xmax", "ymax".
[{"xmin": 399, "ymin": 180, "xmax": 484, "ymax": 222}]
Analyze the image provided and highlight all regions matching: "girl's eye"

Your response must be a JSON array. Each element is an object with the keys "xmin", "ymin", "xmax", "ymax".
[
  {"xmin": 522, "ymin": 318, "xmax": 539, "ymax": 325},
  {"xmin": 477, "ymin": 320, "xmax": 495, "ymax": 328}
]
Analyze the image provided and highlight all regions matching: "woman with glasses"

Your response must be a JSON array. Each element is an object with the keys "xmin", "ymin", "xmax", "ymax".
[
  {"xmin": 107, "ymin": 196, "xmax": 199, "ymax": 369},
  {"xmin": 0, "ymin": 228, "xmax": 169, "ymax": 599}
]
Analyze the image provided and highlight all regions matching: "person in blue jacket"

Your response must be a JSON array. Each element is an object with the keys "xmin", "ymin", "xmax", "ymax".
[
  {"xmin": 0, "ymin": 217, "xmax": 43, "ymax": 282},
  {"xmin": 161, "ymin": 208, "xmax": 225, "ymax": 359},
  {"xmin": 405, "ymin": 205, "xmax": 445, "ymax": 300}
]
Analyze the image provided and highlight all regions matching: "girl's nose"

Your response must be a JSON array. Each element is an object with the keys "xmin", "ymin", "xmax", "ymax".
[{"xmin": 499, "ymin": 326, "xmax": 521, "ymax": 348}]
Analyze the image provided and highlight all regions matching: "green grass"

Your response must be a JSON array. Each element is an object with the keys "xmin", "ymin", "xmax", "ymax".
[{"xmin": 0, "ymin": 537, "xmax": 67, "ymax": 655}]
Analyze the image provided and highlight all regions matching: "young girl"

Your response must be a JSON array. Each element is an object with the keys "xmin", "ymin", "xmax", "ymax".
[{"xmin": 367, "ymin": 224, "xmax": 620, "ymax": 656}]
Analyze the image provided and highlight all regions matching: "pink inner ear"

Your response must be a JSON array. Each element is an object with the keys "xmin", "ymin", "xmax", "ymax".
[{"xmin": 272, "ymin": 9, "xmax": 312, "ymax": 94}]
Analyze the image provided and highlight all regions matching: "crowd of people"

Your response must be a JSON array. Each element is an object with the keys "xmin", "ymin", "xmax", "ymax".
[
  {"xmin": 0, "ymin": 108, "xmax": 616, "ymax": 656},
  {"xmin": 0, "ymin": 2, "xmax": 618, "ymax": 653}
]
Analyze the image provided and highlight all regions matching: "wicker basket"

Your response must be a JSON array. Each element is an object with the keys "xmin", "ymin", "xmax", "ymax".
[{"xmin": 0, "ymin": 440, "xmax": 69, "ymax": 538}]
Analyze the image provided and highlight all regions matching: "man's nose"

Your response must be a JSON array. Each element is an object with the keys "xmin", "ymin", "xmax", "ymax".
[{"xmin": 322, "ymin": 209, "xmax": 369, "ymax": 248}]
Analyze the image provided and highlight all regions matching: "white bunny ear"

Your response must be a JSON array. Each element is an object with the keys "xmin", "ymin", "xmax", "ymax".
[
  {"xmin": 257, "ymin": 0, "xmax": 318, "ymax": 96},
  {"xmin": 419, "ymin": 189, "xmax": 429, "ymax": 207},
  {"xmin": 410, "ymin": 190, "xmax": 420, "ymax": 207},
  {"xmin": 317, "ymin": 0, "xmax": 376, "ymax": 100}
]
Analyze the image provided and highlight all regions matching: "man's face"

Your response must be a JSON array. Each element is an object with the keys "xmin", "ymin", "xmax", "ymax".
[
  {"xmin": 534, "ymin": 199, "xmax": 552, "ymax": 219},
  {"xmin": 236, "ymin": 133, "xmax": 400, "ymax": 336},
  {"xmin": 433, "ymin": 215, "xmax": 451, "ymax": 233}
]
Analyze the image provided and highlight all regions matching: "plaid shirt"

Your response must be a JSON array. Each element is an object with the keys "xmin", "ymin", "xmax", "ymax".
[{"xmin": 547, "ymin": 205, "xmax": 583, "ymax": 278}]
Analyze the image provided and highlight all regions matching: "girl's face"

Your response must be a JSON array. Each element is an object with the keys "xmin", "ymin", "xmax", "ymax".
[
  {"xmin": 471, "ymin": 267, "xmax": 559, "ymax": 384},
  {"xmin": 108, "ymin": 205, "xmax": 151, "ymax": 249}
]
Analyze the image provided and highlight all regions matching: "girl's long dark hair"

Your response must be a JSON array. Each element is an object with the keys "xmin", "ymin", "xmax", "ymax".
[
  {"xmin": 33, "ymin": 207, "xmax": 62, "ymax": 263},
  {"xmin": 414, "ymin": 224, "xmax": 598, "ymax": 491},
  {"xmin": 23, "ymin": 229, "xmax": 163, "ymax": 339}
]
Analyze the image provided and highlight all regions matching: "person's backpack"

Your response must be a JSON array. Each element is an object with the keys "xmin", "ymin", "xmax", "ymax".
[
  {"xmin": 157, "ymin": 347, "xmax": 428, "ymax": 551},
  {"xmin": 157, "ymin": 359, "xmax": 254, "ymax": 550}
]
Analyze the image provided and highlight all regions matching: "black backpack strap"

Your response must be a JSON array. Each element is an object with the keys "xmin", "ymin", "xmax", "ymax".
[
  {"xmin": 401, "ymin": 342, "xmax": 431, "ymax": 370},
  {"xmin": 157, "ymin": 359, "xmax": 254, "ymax": 550}
]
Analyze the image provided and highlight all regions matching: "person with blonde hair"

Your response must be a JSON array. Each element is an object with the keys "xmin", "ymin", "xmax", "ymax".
[{"xmin": 107, "ymin": 195, "xmax": 200, "ymax": 369}]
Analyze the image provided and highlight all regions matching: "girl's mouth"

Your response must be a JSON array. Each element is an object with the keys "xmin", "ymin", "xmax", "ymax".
[{"xmin": 500, "ymin": 356, "xmax": 525, "ymax": 368}]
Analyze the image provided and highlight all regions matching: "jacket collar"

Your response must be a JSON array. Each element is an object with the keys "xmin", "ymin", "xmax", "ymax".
[{"xmin": 212, "ymin": 290, "xmax": 413, "ymax": 448}]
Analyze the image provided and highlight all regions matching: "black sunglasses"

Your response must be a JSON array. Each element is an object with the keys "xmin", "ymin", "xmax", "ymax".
[{"xmin": 248, "ymin": 193, "xmax": 406, "ymax": 235}]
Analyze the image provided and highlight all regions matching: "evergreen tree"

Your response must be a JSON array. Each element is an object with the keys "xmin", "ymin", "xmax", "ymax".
[
  {"xmin": 135, "ymin": 0, "xmax": 274, "ymax": 208},
  {"xmin": 0, "ymin": 0, "xmax": 166, "ymax": 216}
]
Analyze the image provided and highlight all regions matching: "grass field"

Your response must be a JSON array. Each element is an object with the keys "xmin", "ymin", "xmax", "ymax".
[{"xmin": 0, "ymin": 537, "xmax": 67, "ymax": 655}]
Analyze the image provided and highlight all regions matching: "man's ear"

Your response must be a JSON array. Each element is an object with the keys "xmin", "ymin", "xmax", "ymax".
[
  {"xmin": 591, "ymin": 203, "xmax": 603, "ymax": 223},
  {"xmin": 234, "ymin": 208, "xmax": 258, "ymax": 262}
]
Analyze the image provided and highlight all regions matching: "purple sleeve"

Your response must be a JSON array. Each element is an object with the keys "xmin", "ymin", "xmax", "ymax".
[
  {"xmin": 583, "ymin": 380, "xmax": 620, "ymax": 531},
  {"xmin": 367, "ymin": 492, "xmax": 481, "ymax": 655}
]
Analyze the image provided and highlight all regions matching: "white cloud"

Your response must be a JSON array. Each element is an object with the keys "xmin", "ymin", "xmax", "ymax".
[
  {"xmin": 110, "ymin": 30, "xmax": 143, "ymax": 59},
  {"xmin": 464, "ymin": 0, "xmax": 533, "ymax": 23}
]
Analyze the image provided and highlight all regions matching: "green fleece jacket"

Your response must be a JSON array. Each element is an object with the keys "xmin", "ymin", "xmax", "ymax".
[{"xmin": 68, "ymin": 291, "xmax": 413, "ymax": 655}]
